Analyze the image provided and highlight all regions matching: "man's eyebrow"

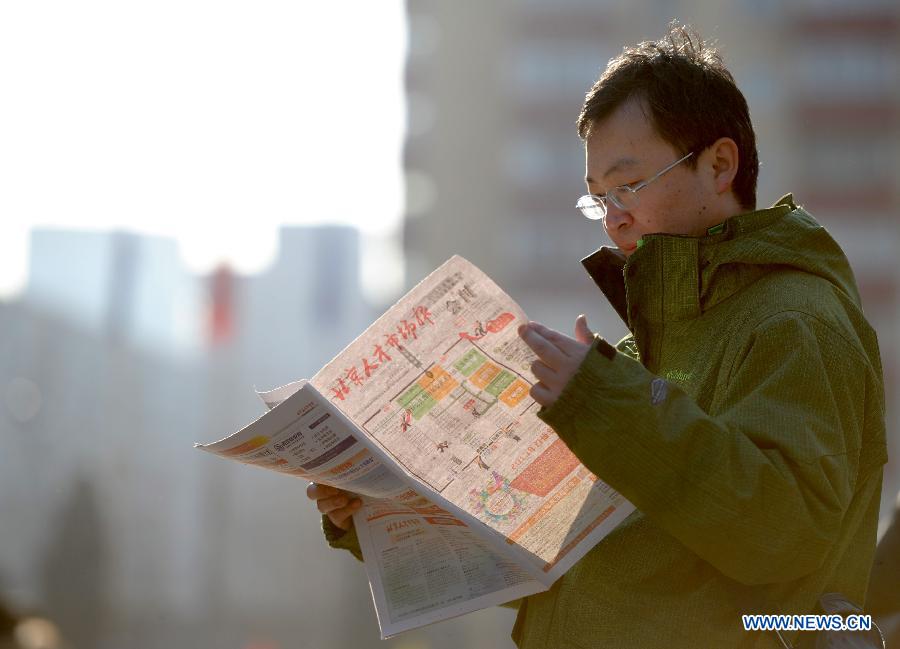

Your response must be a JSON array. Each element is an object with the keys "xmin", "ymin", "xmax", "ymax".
[{"xmin": 585, "ymin": 157, "xmax": 639, "ymax": 186}]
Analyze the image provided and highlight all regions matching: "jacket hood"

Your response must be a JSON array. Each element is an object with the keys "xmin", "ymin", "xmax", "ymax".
[{"xmin": 582, "ymin": 194, "xmax": 862, "ymax": 328}]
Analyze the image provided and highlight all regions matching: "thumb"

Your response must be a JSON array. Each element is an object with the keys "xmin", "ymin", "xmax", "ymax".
[{"xmin": 574, "ymin": 314, "xmax": 594, "ymax": 345}]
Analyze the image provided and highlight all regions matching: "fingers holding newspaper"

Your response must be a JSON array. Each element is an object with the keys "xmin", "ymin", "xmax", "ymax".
[
  {"xmin": 306, "ymin": 482, "xmax": 362, "ymax": 531},
  {"xmin": 517, "ymin": 315, "xmax": 594, "ymax": 408}
]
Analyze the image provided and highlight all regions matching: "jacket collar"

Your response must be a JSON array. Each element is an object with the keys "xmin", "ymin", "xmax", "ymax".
[{"xmin": 581, "ymin": 195, "xmax": 796, "ymax": 330}]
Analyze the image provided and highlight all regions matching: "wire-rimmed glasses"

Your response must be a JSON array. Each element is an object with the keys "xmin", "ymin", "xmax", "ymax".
[{"xmin": 576, "ymin": 151, "xmax": 694, "ymax": 221}]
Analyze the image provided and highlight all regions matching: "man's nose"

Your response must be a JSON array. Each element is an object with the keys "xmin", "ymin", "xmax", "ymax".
[{"xmin": 603, "ymin": 203, "xmax": 633, "ymax": 233}]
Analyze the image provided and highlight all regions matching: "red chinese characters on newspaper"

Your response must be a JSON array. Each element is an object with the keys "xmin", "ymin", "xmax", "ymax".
[{"xmin": 330, "ymin": 305, "xmax": 435, "ymax": 402}]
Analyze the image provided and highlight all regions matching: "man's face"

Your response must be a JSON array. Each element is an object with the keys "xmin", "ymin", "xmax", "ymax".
[{"xmin": 584, "ymin": 98, "xmax": 713, "ymax": 257}]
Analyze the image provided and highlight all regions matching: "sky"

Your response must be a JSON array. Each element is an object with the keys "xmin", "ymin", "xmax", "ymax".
[{"xmin": 0, "ymin": 1, "xmax": 407, "ymax": 299}]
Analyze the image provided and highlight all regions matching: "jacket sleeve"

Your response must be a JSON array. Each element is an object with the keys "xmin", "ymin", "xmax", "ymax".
[
  {"xmin": 538, "ymin": 311, "xmax": 870, "ymax": 586},
  {"xmin": 322, "ymin": 515, "xmax": 364, "ymax": 563}
]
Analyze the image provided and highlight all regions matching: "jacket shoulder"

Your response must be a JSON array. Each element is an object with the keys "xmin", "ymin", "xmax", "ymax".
[{"xmin": 736, "ymin": 268, "xmax": 877, "ymax": 363}]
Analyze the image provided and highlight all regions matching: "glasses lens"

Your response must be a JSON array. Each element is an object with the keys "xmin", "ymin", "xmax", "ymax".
[
  {"xmin": 608, "ymin": 186, "xmax": 637, "ymax": 212},
  {"xmin": 576, "ymin": 195, "xmax": 606, "ymax": 220}
]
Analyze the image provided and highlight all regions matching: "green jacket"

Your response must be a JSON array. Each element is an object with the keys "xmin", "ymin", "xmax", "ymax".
[{"xmin": 325, "ymin": 196, "xmax": 888, "ymax": 648}]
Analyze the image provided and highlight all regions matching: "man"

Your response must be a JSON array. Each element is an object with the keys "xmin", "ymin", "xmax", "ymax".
[{"xmin": 309, "ymin": 24, "xmax": 887, "ymax": 648}]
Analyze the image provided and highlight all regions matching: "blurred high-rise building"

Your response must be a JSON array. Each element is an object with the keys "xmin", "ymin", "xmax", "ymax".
[
  {"xmin": 402, "ymin": 0, "xmax": 656, "ymax": 341},
  {"xmin": 1, "ymin": 224, "xmax": 382, "ymax": 648},
  {"xmin": 26, "ymin": 229, "xmax": 198, "ymax": 352}
]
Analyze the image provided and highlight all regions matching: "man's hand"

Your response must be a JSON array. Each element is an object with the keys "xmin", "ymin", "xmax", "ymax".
[
  {"xmin": 306, "ymin": 483, "xmax": 362, "ymax": 531},
  {"xmin": 517, "ymin": 314, "xmax": 594, "ymax": 408}
]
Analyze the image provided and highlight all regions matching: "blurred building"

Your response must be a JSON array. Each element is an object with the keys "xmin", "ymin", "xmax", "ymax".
[
  {"xmin": 401, "ymin": 0, "xmax": 900, "ymax": 520},
  {"xmin": 402, "ymin": 0, "xmax": 641, "ymax": 344},
  {"xmin": 26, "ymin": 229, "xmax": 198, "ymax": 353},
  {"xmin": 0, "ymin": 225, "xmax": 416, "ymax": 648},
  {"xmin": 22, "ymin": 225, "xmax": 374, "ymax": 378}
]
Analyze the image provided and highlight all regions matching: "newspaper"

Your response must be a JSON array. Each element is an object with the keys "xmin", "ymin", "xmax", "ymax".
[{"xmin": 196, "ymin": 255, "xmax": 634, "ymax": 638}]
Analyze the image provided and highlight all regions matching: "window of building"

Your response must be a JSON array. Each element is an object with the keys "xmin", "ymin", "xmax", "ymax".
[{"xmin": 793, "ymin": 40, "xmax": 898, "ymax": 99}]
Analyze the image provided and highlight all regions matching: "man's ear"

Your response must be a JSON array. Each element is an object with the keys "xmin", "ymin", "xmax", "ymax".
[{"xmin": 707, "ymin": 137, "xmax": 739, "ymax": 195}]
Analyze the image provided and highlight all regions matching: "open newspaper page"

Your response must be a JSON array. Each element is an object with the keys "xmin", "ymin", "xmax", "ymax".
[
  {"xmin": 310, "ymin": 255, "xmax": 634, "ymax": 583},
  {"xmin": 199, "ymin": 379, "xmax": 548, "ymax": 638},
  {"xmin": 196, "ymin": 380, "xmax": 409, "ymax": 499},
  {"xmin": 197, "ymin": 255, "xmax": 634, "ymax": 638},
  {"xmin": 347, "ymin": 488, "xmax": 545, "ymax": 638}
]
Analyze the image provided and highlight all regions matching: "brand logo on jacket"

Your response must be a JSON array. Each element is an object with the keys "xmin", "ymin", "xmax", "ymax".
[
  {"xmin": 664, "ymin": 369, "xmax": 693, "ymax": 385},
  {"xmin": 650, "ymin": 378, "xmax": 669, "ymax": 405}
]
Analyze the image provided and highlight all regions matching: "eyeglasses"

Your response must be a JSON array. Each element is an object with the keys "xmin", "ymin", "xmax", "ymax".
[{"xmin": 576, "ymin": 151, "xmax": 694, "ymax": 220}]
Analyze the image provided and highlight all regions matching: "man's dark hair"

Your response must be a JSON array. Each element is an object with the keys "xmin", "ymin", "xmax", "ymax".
[{"xmin": 577, "ymin": 22, "xmax": 759, "ymax": 210}]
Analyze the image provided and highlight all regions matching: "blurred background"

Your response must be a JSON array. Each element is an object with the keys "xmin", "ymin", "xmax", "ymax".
[{"xmin": 1, "ymin": 1, "xmax": 897, "ymax": 648}]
